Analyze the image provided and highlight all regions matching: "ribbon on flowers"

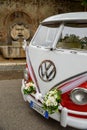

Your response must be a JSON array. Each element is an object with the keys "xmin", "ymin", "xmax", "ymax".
[{"xmin": 59, "ymin": 73, "xmax": 87, "ymax": 94}]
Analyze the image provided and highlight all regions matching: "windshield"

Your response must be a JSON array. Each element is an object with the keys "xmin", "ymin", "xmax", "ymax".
[
  {"xmin": 31, "ymin": 25, "xmax": 59, "ymax": 48},
  {"xmin": 31, "ymin": 23, "xmax": 87, "ymax": 50},
  {"xmin": 57, "ymin": 24, "xmax": 87, "ymax": 50}
]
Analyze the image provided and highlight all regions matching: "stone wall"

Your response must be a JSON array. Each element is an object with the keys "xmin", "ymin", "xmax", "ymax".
[{"xmin": 0, "ymin": 0, "xmax": 83, "ymax": 45}]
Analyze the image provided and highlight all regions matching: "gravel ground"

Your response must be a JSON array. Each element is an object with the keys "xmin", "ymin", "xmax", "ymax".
[
  {"xmin": 0, "ymin": 55, "xmax": 25, "ymax": 80},
  {"xmin": 0, "ymin": 70, "xmax": 24, "ymax": 80}
]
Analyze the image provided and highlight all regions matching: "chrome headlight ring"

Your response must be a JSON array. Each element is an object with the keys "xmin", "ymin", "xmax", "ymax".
[{"xmin": 70, "ymin": 88, "xmax": 87, "ymax": 105}]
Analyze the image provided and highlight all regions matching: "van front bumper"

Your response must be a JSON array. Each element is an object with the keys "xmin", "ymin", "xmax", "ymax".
[{"xmin": 21, "ymin": 79, "xmax": 87, "ymax": 129}]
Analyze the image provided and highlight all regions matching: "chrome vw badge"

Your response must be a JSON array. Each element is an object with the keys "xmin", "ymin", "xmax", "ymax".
[{"xmin": 38, "ymin": 60, "xmax": 56, "ymax": 82}]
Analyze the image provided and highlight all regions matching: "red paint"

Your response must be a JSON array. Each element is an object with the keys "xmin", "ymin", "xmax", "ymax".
[{"xmin": 61, "ymin": 82, "xmax": 87, "ymax": 112}]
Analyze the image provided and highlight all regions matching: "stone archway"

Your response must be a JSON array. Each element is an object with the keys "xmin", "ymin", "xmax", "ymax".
[
  {"xmin": 4, "ymin": 11, "xmax": 32, "ymax": 26},
  {"xmin": 1, "ymin": 11, "xmax": 32, "ymax": 58}
]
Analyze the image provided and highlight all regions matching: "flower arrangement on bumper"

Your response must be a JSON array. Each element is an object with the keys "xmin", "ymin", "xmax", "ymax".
[
  {"xmin": 23, "ymin": 82, "xmax": 36, "ymax": 94},
  {"xmin": 43, "ymin": 89, "xmax": 61, "ymax": 114}
]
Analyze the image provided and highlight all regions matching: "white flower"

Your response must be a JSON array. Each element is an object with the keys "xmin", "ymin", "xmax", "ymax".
[
  {"xmin": 26, "ymin": 84, "xmax": 30, "ymax": 88},
  {"xmin": 45, "ymin": 100, "xmax": 51, "ymax": 106},
  {"xmin": 48, "ymin": 96, "xmax": 55, "ymax": 102},
  {"xmin": 46, "ymin": 96, "xmax": 56, "ymax": 106},
  {"xmin": 29, "ymin": 82, "xmax": 34, "ymax": 86},
  {"xmin": 49, "ymin": 90, "xmax": 55, "ymax": 95},
  {"xmin": 54, "ymin": 94, "xmax": 58, "ymax": 99},
  {"xmin": 25, "ymin": 86, "xmax": 29, "ymax": 90},
  {"xmin": 23, "ymin": 82, "xmax": 36, "ymax": 95},
  {"xmin": 53, "ymin": 101, "xmax": 58, "ymax": 106},
  {"xmin": 26, "ymin": 82, "xmax": 34, "ymax": 87},
  {"xmin": 43, "ymin": 89, "xmax": 61, "ymax": 114}
]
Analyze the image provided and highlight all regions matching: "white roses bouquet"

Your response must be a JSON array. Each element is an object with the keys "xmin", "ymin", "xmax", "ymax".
[
  {"xmin": 43, "ymin": 89, "xmax": 61, "ymax": 114},
  {"xmin": 23, "ymin": 82, "xmax": 36, "ymax": 94}
]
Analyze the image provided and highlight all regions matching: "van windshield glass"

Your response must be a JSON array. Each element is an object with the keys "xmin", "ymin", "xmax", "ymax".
[
  {"xmin": 57, "ymin": 25, "xmax": 87, "ymax": 50},
  {"xmin": 31, "ymin": 25, "xmax": 59, "ymax": 47}
]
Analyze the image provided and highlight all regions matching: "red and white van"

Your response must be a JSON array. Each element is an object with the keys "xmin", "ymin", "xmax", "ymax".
[{"xmin": 21, "ymin": 12, "xmax": 87, "ymax": 129}]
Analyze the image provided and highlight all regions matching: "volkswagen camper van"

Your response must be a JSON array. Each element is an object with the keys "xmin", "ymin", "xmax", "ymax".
[{"xmin": 21, "ymin": 12, "xmax": 87, "ymax": 129}]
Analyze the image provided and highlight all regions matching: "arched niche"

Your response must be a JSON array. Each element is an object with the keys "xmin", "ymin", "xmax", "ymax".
[{"xmin": 3, "ymin": 11, "xmax": 32, "ymax": 45}]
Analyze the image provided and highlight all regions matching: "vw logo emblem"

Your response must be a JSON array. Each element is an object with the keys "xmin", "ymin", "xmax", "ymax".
[{"xmin": 38, "ymin": 60, "xmax": 56, "ymax": 82}]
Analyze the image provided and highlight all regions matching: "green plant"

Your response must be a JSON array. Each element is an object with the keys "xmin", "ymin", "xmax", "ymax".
[{"xmin": 81, "ymin": 0, "xmax": 87, "ymax": 11}]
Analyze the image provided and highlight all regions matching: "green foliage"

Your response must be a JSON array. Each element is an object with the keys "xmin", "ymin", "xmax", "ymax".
[
  {"xmin": 57, "ymin": 34, "xmax": 87, "ymax": 49},
  {"xmin": 23, "ymin": 85, "xmax": 36, "ymax": 94},
  {"xmin": 59, "ymin": 34, "xmax": 81, "ymax": 49},
  {"xmin": 81, "ymin": 0, "xmax": 87, "ymax": 10},
  {"xmin": 63, "ymin": 34, "xmax": 80, "ymax": 43},
  {"xmin": 81, "ymin": 0, "xmax": 87, "ymax": 6}
]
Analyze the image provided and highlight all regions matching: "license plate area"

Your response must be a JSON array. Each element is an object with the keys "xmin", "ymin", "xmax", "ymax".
[{"xmin": 30, "ymin": 101, "xmax": 49, "ymax": 119}]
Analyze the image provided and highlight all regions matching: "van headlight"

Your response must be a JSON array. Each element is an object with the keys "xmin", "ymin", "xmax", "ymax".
[
  {"xmin": 70, "ymin": 88, "xmax": 87, "ymax": 105},
  {"xmin": 24, "ymin": 68, "xmax": 29, "ymax": 81}
]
